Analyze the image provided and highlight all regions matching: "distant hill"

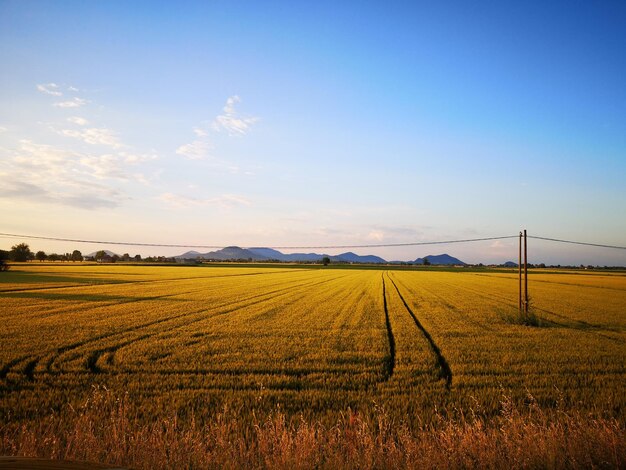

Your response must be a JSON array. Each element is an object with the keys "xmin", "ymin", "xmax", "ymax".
[
  {"xmin": 247, "ymin": 247, "xmax": 286, "ymax": 260},
  {"xmin": 334, "ymin": 252, "xmax": 386, "ymax": 263},
  {"xmin": 414, "ymin": 254, "xmax": 465, "ymax": 265},
  {"xmin": 177, "ymin": 246, "xmax": 268, "ymax": 261},
  {"xmin": 246, "ymin": 248, "xmax": 323, "ymax": 262},
  {"xmin": 503, "ymin": 261, "xmax": 518, "ymax": 268},
  {"xmin": 176, "ymin": 247, "xmax": 387, "ymax": 263},
  {"xmin": 86, "ymin": 249, "xmax": 119, "ymax": 258}
]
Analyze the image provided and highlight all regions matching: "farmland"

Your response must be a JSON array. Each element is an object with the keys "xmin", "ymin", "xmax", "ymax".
[
  {"xmin": 2, "ymin": 263, "xmax": 624, "ymax": 420},
  {"xmin": 1, "ymin": 263, "xmax": 625, "ymax": 467}
]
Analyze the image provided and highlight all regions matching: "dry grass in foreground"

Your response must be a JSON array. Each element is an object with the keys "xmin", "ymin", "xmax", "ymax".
[{"xmin": 1, "ymin": 389, "xmax": 624, "ymax": 470}]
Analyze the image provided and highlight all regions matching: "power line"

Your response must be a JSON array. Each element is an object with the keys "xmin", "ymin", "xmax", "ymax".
[
  {"xmin": 258, "ymin": 236, "xmax": 519, "ymax": 250},
  {"xmin": 529, "ymin": 235, "xmax": 626, "ymax": 251},
  {"xmin": 1, "ymin": 231, "xmax": 624, "ymax": 251},
  {"xmin": 0, "ymin": 232, "xmax": 222, "ymax": 250},
  {"xmin": 0, "ymin": 231, "xmax": 518, "ymax": 250}
]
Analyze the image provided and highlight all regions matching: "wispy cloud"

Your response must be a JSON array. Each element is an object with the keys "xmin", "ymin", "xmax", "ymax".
[
  {"xmin": 175, "ymin": 140, "xmax": 212, "ymax": 160},
  {"xmin": 366, "ymin": 230, "xmax": 385, "ymax": 241},
  {"xmin": 60, "ymin": 127, "xmax": 123, "ymax": 148},
  {"xmin": 79, "ymin": 152, "xmax": 155, "ymax": 181},
  {"xmin": 0, "ymin": 126, "xmax": 7, "ymax": 133},
  {"xmin": 0, "ymin": 180, "xmax": 122, "ymax": 209},
  {"xmin": 0, "ymin": 140, "xmax": 154, "ymax": 209},
  {"xmin": 159, "ymin": 192, "xmax": 251, "ymax": 209},
  {"xmin": 36, "ymin": 83, "xmax": 62, "ymax": 96},
  {"xmin": 68, "ymin": 86, "xmax": 79, "ymax": 92},
  {"xmin": 54, "ymin": 97, "xmax": 88, "ymax": 108},
  {"xmin": 211, "ymin": 95, "xmax": 258, "ymax": 136},
  {"xmin": 67, "ymin": 116, "xmax": 89, "ymax": 126},
  {"xmin": 193, "ymin": 127, "xmax": 208, "ymax": 137}
]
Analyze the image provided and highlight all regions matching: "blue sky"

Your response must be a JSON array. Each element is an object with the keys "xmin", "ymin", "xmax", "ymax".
[{"xmin": 1, "ymin": 1, "xmax": 625, "ymax": 264}]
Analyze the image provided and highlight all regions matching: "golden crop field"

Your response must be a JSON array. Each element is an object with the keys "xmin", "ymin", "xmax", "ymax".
[{"xmin": 1, "ymin": 263, "xmax": 625, "ymax": 430}]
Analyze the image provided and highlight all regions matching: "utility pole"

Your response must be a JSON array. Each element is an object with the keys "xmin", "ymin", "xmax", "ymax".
[
  {"xmin": 519, "ymin": 232, "xmax": 522, "ymax": 313},
  {"xmin": 524, "ymin": 229, "xmax": 528, "ymax": 314}
]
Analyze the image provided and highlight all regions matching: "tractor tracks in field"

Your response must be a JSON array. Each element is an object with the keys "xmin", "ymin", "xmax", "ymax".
[
  {"xmin": 0, "ymin": 268, "xmax": 313, "ymax": 295},
  {"xmin": 386, "ymin": 273, "xmax": 452, "ymax": 390},
  {"xmin": 1, "ymin": 273, "xmax": 350, "ymax": 380},
  {"xmin": 381, "ymin": 274, "xmax": 396, "ymax": 380}
]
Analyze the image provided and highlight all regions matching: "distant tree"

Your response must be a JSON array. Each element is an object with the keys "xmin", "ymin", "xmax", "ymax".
[
  {"xmin": 422, "ymin": 257, "xmax": 431, "ymax": 266},
  {"xmin": 71, "ymin": 250, "xmax": 83, "ymax": 262},
  {"xmin": 322, "ymin": 256, "xmax": 330, "ymax": 266},
  {"xmin": 95, "ymin": 250, "xmax": 106, "ymax": 261},
  {"xmin": 0, "ymin": 249, "xmax": 9, "ymax": 271},
  {"xmin": 122, "ymin": 253, "xmax": 130, "ymax": 262},
  {"xmin": 112, "ymin": 254, "xmax": 120, "ymax": 263},
  {"xmin": 134, "ymin": 254, "xmax": 142, "ymax": 262},
  {"xmin": 36, "ymin": 250, "xmax": 47, "ymax": 262},
  {"xmin": 10, "ymin": 243, "xmax": 33, "ymax": 262},
  {"xmin": 48, "ymin": 253, "xmax": 60, "ymax": 261}
]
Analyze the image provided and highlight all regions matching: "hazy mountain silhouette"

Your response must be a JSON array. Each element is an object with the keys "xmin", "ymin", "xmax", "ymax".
[
  {"xmin": 414, "ymin": 254, "xmax": 465, "ymax": 265},
  {"xmin": 176, "ymin": 247, "xmax": 386, "ymax": 263},
  {"xmin": 334, "ymin": 252, "xmax": 386, "ymax": 263},
  {"xmin": 86, "ymin": 249, "xmax": 119, "ymax": 257}
]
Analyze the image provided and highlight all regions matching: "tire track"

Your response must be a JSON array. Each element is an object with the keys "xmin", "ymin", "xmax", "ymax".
[
  {"xmin": 381, "ymin": 273, "xmax": 395, "ymax": 380},
  {"xmin": 0, "ymin": 356, "xmax": 32, "ymax": 380},
  {"xmin": 387, "ymin": 273, "xmax": 452, "ymax": 389},
  {"xmin": 0, "ymin": 269, "xmax": 312, "ymax": 294},
  {"xmin": 94, "ymin": 274, "xmax": 352, "ymax": 373},
  {"xmin": 45, "ymin": 273, "xmax": 349, "ymax": 374},
  {"xmin": 436, "ymin": 279, "xmax": 625, "ymax": 342}
]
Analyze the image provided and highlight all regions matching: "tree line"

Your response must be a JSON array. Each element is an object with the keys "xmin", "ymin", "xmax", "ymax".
[{"xmin": 0, "ymin": 243, "xmax": 149, "ymax": 270}]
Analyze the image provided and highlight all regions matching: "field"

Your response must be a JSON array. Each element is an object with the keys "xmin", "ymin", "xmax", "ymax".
[{"xmin": 1, "ymin": 263, "xmax": 625, "ymax": 467}]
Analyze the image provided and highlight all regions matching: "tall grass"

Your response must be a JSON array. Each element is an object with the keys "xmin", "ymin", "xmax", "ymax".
[{"xmin": 1, "ymin": 388, "xmax": 623, "ymax": 469}]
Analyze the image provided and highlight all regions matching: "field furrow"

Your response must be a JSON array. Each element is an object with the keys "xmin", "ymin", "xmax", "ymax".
[{"xmin": 1, "ymin": 264, "xmax": 624, "ymax": 426}]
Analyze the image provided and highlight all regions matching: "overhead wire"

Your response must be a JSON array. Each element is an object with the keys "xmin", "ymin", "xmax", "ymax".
[
  {"xmin": 0, "ymin": 232, "xmax": 517, "ymax": 250},
  {"xmin": 528, "ymin": 236, "xmax": 626, "ymax": 251},
  {"xmin": 1, "ymin": 231, "xmax": 625, "ymax": 251}
]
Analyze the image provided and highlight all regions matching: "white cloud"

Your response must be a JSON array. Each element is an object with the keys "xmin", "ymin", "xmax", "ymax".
[
  {"xmin": 193, "ymin": 126, "xmax": 208, "ymax": 137},
  {"xmin": 78, "ymin": 153, "xmax": 152, "ymax": 182},
  {"xmin": 159, "ymin": 192, "xmax": 251, "ymax": 209},
  {"xmin": 367, "ymin": 230, "xmax": 385, "ymax": 241},
  {"xmin": 36, "ymin": 83, "xmax": 62, "ymax": 96},
  {"xmin": 211, "ymin": 95, "xmax": 258, "ymax": 136},
  {"xmin": 117, "ymin": 151, "xmax": 157, "ymax": 165},
  {"xmin": 0, "ymin": 140, "xmax": 154, "ymax": 209},
  {"xmin": 0, "ymin": 126, "xmax": 6, "ymax": 133},
  {"xmin": 60, "ymin": 127, "xmax": 123, "ymax": 148},
  {"xmin": 67, "ymin": 116, "xmax": 89, "ymax": 126},
  {"xmin": 54, "ymin": 97, "xmax": 88, "ymax": 108},
  {"xmin": 68, "ymin": 86, "xmax": 79, "ymax": 92},
  {"xmin": 0, "ymin": 180, "xmax": 121, "ymax": 209},
  {"xmin": 175, "ymin": 140, "xmax": 212, "ymax": 160}
]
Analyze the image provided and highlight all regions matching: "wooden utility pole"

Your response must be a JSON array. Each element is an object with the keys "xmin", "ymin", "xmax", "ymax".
[
  {"xmin": 519, "ymin": 232, "xmax": 522, "ymax": 313},
  {"xmin": 524, "ymin": 229, "xmax": 528, "ymax": 314}
]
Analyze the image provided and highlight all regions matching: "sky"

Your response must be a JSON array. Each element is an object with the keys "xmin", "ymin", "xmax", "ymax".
[{"xmin": 1, "ymin": 1, "xmax": 625, "ymax": 265}]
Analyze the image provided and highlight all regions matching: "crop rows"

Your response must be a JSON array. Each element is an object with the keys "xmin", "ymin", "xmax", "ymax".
[{"xmin": 1, "ymin": 264, "xmax": 625, "ymax": 426}]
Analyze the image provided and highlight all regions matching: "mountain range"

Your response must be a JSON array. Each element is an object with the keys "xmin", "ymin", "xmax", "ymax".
[
  {"xmin": 414, "ymin": 254, "xmax": 465, "ymax": 265},
  {"xmin": 176, "ymin": 246, "xmax": 386, "ymax": 263},
  {"xmin": 175, "ymin": 247, "xmax": 465, "ymax": 265}
]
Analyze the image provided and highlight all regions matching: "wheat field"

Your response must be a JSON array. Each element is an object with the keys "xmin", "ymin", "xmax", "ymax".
[{"xmin": 1, "ymin": 263, "xmax": 625, "ymax": 467}]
